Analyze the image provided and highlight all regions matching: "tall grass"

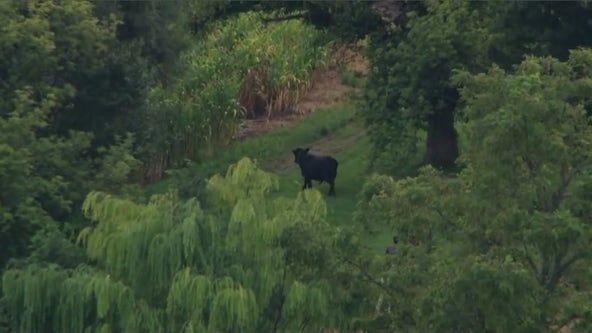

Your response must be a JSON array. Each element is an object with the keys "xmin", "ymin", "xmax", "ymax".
[
  {"xmin": 139, "ymin": 12, "xmax": 332, "ymax": 183},
  {"xmin": 237, "ymin": 13, "xmax": 332, "ymax": 120}
]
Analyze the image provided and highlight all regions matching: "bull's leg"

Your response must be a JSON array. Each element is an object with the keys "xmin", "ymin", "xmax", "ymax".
[
  {"xmin": 328, "ymin": 180, "xmax": 335, "ymax": 196},
  {"xmin": 303, "ymin": 177, "xmax": 312, "ymax": 190}
]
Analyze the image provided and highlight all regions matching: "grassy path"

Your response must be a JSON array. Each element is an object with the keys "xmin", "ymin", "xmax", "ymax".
[
  {"xmin": 268, "ymin": 119, "xmax": 370, "ymax": 226},
  {"xmin": 256, "ymin": 105, "xmax": 392, "ymax": 253}
]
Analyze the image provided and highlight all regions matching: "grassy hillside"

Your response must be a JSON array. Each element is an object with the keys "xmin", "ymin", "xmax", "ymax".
[
  {"xmin": 136, "ymin": 46, "xmax": 410, "ymax": 253},
  {"xmin": 142, "ymin": 91, "xmax": 396, "ymax": 252},
  {"xmin": 145, "ymin": 97, "xmax": 389, "ymax": 237}
]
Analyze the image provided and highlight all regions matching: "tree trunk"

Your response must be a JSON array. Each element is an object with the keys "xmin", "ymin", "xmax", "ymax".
[{"xmin": 423, "ymin": 108, "xmax": 458, "ymax": 168}]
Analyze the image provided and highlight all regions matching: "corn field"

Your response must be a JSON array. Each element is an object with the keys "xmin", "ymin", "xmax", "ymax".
[{"xmin": 140, "ymin": 12, "xmax": 331, "ymax": 182}]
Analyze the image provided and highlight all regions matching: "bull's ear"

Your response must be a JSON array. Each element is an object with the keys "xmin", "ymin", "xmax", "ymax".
[{"xmin": 304, "ymin": 147, "xmax": 310, "ymax": 153}]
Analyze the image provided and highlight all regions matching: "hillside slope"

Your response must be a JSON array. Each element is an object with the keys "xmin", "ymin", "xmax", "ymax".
[{"xmin": 143, "ymin": 49, "xmax": 391, "ymax": 252}]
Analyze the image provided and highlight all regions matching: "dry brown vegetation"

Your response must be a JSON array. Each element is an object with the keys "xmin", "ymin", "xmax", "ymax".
[{"xmin": 235, "ymin": 44, "xmax": 368, "ymax": 141}]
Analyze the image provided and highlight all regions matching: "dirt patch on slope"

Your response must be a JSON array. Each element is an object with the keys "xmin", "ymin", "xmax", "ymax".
[
  {"xmin": 234, "ymin": 67, "xmax": 351, "ymax": 140},
  {"xmin": 263, "ymin": 123, "xmax": 365, "ymax": 174},
  {"xmin": 235, "ymin": 46, "xmax": 368, "ymax": 141},
  {"xmin": 342, "ymin": 47, "xmax": 369, "ymax": 75},
  {"xmin": 293, "ymin": 68, "xmax": 352, "ymax": 115}
]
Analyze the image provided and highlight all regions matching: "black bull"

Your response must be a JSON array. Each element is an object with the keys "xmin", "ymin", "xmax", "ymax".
[{"xmin": 292, "ymin": 147, "xmax": 338, "ymax": 196}]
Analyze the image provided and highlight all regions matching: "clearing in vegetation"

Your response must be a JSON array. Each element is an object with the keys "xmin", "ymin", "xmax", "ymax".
[{"xmin": 144, "ymin": 45, "xmax": 387, "ymax": 252}]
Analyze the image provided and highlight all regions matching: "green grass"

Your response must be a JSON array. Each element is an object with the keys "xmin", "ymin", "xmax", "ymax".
[
  {"xmin": 271, "ymin": 128, "xmax": 393, "ymax": 254},
  {"xmin": 273, "ymin": 121, "xmax": 371, "ymax": 225}
]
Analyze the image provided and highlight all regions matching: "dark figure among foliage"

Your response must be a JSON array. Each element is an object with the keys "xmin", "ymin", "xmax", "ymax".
[
  {"xmin": 385, "ymin": 236, "xmax": 398, "ymax": 255},
  {"xmin": 292, "ymin": 147, "xmax": 338, "ymax": 196}
]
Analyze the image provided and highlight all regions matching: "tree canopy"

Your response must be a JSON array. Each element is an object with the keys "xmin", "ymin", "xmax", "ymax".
[
  {"xmin": 356, "ymin": 49, "xmax": 592, "ymax": 333},
  {"xmin": 360, "ymin": 0, "xmax": 592, "ymax": 175}
]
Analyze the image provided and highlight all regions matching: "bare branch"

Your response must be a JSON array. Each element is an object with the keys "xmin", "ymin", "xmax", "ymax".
[
  {"xmin": 550, "ymin": 163, "xmax": 574, "ymax": 210},
  {"xmin": 546, "ymin": 252, "xmax": 585, "ymax": 291},
  {"xmin": 523, "ymin": 156, "xmax": 538, "ymax": 174},
  {"xmin": 540, "ymin": 252, "xmax": 550, "ymax": 285},
  {"xmin": 545, "ymin": 254, "xmax": 562, "ymax": 290},
  {"xmin": 339, "ymin": 256, "xmax": 394, "ymax": 297}
]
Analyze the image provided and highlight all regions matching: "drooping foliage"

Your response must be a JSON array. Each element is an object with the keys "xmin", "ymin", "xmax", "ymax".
[
  {"xmin": 355, "ymin": 50, "xmax": 592, "ymax": 332},
  {"xmin": 2, "ymin": 158, "xmax": 370, "ymax": 332}
]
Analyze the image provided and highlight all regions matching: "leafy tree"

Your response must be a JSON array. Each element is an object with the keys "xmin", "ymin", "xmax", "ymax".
[
  {"xmin": 0, "ymin": 0, "xmax": 145, "ymax": 269},
  {"xmin": 96, "ymin": 0, "xmax": 201, "ymax": 73},
  {"xmin": 186, "ymin": 0, "xmax": 382, "ymax": 43},
  {"xmin": 361, "ymin": 0, "xmax": 494, "ymax": 175},
  {"xmin": 453, "ymin": 49, "xmax": 592, "ymax": 293},
  {"xmin": 0, "ymin": 88, "xmax": 140, "ymax": 270},
  {"xmin": 0, "ymin": 90, "xmax": 92, "ymax": 270},
  {"xmin": 0, "ymin": 0, "xmax": 140, "ymax": 147},
  {"xmin": 360, "ymin": 0, "xmax": 592, "ymax": 176},
  {"xmin": 2, "ymin": 158, "xmax": 371, "ymax": 332},
  {"xmin": 299, "ymin": 0, "xmax": 382, "ymax": 41},
  {"xmin": 355, "ymin": 50, "xmax": 592, "ymax": 332}
]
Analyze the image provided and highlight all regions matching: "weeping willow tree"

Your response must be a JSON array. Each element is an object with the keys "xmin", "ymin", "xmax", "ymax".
[{"xmin": 2, "ymin": 157, "xmax": 364, "ymax": 333}]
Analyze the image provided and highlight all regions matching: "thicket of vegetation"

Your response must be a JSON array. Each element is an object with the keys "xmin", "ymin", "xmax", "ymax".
[
  {"xmin": 140, "ymin": 12, "xmax": 331, "ymax": 181},
  {"xmin": 2, "ymin": 0, "xmax": 592, "ymax": 332},
  {"xmin": 3, "ymin": 158, "xmax": 374, "ymax": 332},
  {"xmin": 0, "ymin": 0, "xmax": 330, "ymax": 273},
  {"xmin": 358, "ymin": 50, "xmax": 592, "ymax": 331}
]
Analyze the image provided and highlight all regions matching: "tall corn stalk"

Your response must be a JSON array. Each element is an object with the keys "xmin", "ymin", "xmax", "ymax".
[{"xmin": 237, "ymin": 15, "xmax": 331, "ymax": 120}]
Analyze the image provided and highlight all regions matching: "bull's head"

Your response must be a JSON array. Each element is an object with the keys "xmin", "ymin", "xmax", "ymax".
[{"xmin": 292, "ymin": 147, "xmax": 310, "ymax": 164}]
